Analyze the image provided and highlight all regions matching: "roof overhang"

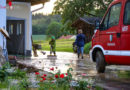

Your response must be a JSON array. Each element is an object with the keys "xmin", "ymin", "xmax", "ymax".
[
  {"xmin": 71, "ymin": 17, "xmax": 101, "ymax": 28},
  {"xmin": 12, "ymin": 0, "xmax": 50, "ymax": 6},
  {"xmin": 71, "ymin": 18, "xmax": 94, "ymax": 28}
]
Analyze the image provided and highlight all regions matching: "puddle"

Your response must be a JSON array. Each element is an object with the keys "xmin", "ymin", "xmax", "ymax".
[{"xmin": 94, "ymin": 69, "xmax": 130, "ymax": 89}]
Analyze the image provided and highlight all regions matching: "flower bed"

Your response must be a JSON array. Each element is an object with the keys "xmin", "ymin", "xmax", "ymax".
[
  {"xmin": 34, "ymin": 67, "xmax": 93, "ymax": 90},
  {"xmin": 0, "ymin": 63, "xmax": 95, "ymax": 90}
]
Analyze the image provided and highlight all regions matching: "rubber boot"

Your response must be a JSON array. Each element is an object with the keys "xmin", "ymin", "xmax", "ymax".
[
  {"xmin": 50, "ymin": 52, "xmax": 52, "ymax": 56},
  {"xmin": 82, "ymin": 56, "xmax": 84, "ymax": 59},
  {"xmin": 54, "ymin": 52, "xmax": 56, "ymax": 56},
  {"xmin": 78, "ymin": 54, "xmax": 80, "ymax": 58}
]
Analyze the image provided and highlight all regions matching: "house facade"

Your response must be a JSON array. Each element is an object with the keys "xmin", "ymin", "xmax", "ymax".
[
  {"xmin": 0, "ymin": 0, "xmax": 7, "ymax": 66},
  {"xmin": 7, "ymin": 2, "xmax": 32, "ymax": 56},
  {"xmin": 0, "ymin": 0, "xmax": 49, "ymax": 62},
  {"xmin": 6, "ymin": 0, "xmax": 49, "ymax": 56},
  {"xmin": 0, "ymin": 0, "xmax": 6, "ymax": 49}
]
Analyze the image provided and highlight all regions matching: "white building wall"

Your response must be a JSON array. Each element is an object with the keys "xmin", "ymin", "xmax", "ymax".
[
  {"xmin": 0, "ymin": 0, "xmax": 6, "ymax": 49},
  {"xmin": 7, "ymin": 2, "xmax": 32, "ymax": 53}
]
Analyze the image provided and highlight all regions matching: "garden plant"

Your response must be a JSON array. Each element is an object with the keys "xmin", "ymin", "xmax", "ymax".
[
  {"xmin": 0, "ymin": 63, "xmax": 93, "ymax": 90},
  {"xmin": 35, "ymin": 67, "xmax": 93, "ymax": 90}
]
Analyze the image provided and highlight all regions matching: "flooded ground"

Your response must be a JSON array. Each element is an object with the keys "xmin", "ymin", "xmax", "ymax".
[{"xmin": 17, "ymin": 51, "xmax": 130, "ymax": 90}]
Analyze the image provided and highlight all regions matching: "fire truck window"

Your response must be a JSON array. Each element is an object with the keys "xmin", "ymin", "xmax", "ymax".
[
  {"xmin": 108, "ymin": 3, "xmax": 121, "ymax": 28},
  {"xmin": 124, "ymin": 2, "xmax": 130, "ymax": 25},
  {"xmin": 102, "ymin": 11, "xmax": 109, "ymax": 30}
]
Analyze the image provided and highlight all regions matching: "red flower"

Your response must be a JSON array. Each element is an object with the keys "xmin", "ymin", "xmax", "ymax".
[
  {"xmin": 55, "ymin": 74, "xmax": 59, "ymax": 78},
  {"xmin": 43, "ymin": 74, "xmax": 47, "ymax": 77},
  {"xmin": 81, "ymin": 73, "xmax": 87, "ymax": 76},
  {"xmin": 50, "ymin": 67, "xmax": 54, "ymax": 71},
  {"xmin": 35, "ymin": 72, "xmax": 40, "ymax": 75},
  {"xmin": 42, "ymin": 77, "xmax": 46, "ymax": 80},
  {"xmin": 41, "ymin": 74, "xmax": 47, "ymax": 78},
  {"xmin": 41, "ymin": 76, "xmax": 44, "ymax": 78},
  {"xmin": 66, "ymin": 73, "xmax": 68, "ymax": 76},
  {"xmin": 60, "ymin": 74, "xmax": 64, "ymax": 78},
  {"xmin": 8, "ymin": 1, "xmax": 12, "ymax": 6}
]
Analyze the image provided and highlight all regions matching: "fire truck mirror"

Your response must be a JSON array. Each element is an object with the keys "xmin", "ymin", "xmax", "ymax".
[
  {"xmin": 94, "ymin": 29, "xmax": 97, "ymax": 33},
  {"xmin": 95, "ymin": 20, "xmax": 100, "ymax": 29}
]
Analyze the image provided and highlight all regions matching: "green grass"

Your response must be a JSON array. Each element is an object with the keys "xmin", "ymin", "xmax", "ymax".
[
  {"xmin": 34, "ymin": 39, "xmax": 75, "ymax": 52},
  {"xmin": 32, "ymin": 35, "xmax": 47, "ymax": 41},
  {"xmin": 0, "ymin": 82, "xmax": 8, "ymax": 88}
]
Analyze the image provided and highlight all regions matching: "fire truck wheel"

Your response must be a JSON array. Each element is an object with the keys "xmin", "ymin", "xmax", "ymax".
[{"xmin": 96, "ymin": 51, "xmax": 106, "ymax": 73}]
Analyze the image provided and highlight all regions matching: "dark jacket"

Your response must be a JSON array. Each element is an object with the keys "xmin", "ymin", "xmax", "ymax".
[{"xmin": 75, "ymin": 34, "xmax": 86, "ymax": 47}]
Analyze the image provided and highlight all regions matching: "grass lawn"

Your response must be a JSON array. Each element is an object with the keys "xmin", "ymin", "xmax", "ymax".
[
  {"xmin": 33, "ymin": 39, "xmax": 75, "ymax": 52},
  {"xmin": 32, "ymin": 35, "xmax": 47, "ymax": 41}
]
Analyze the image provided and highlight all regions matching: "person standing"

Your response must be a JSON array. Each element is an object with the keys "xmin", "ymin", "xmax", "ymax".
[
  {"xmin": 49, "ymin": 36, "xmax": 56, "ymax": 56},
  {"xmin": 75, "ymin": 29, "xmax": 86, "ymax": 59}
]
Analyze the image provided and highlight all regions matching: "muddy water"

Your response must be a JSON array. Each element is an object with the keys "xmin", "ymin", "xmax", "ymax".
[{"xmin": 17, "ymin": 51, "xmax": 130, "ymax": 90}]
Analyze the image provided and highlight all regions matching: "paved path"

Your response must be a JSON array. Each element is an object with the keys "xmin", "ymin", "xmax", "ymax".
[{"xmin": 17, "ymin": 51, "xmax": 130, "ymax": 90}]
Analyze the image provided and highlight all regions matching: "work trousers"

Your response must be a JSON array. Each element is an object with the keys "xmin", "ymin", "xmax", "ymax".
[{"xmin": 77, "ymin": 46, "xmax": 84, "ymax": 56}]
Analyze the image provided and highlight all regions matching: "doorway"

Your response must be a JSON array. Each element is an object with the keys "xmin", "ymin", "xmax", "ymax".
[{"xmin": 7, "ymin": 20, "xmax": 25, "ymax": 55}]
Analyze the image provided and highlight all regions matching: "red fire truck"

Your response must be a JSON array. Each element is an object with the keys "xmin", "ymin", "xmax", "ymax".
[{"xmin": 90, "ymin": 0, "xmax": 130, "ymax": 73}]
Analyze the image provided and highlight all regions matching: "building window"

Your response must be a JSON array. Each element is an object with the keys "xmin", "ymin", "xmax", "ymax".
[
  {"xmin": 17, "ymin": 23, "xmax": 22, "ymax": 35},
  {"xmin": 9, "ymin": 24, "xmax": 13, "ymax": 35}
]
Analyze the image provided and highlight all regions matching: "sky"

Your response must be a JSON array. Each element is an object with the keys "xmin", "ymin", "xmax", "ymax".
[{"xmin": 31, "ymin": 0, "xmax": 57, "ymax": 15}]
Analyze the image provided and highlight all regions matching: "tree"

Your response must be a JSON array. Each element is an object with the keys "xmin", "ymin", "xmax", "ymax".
[
  {"xmin": 46, "ymin": 21, "xmax": 63, "ymax": 39},
  {"xmin": 32, "ymin": 14, "xmax": 62, "ymax": 35},
  {"xmin": 53, "ymin": 0, "xmax": 113, "ymax": 32}
]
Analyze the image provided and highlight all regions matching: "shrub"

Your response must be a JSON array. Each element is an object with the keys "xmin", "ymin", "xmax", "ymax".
[
  {"xmin": 0, "ymin": 62, "xmax": 10, "ymax": 81},
  {"xmin": 84, "ymin": 42, "xmax": 91, "ymax": 54}
]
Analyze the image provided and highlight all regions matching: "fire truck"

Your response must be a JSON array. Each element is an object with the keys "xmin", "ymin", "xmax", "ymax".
[{"xmin": 90, "ymin": 0, "xmax": 130, "ymax": 73}]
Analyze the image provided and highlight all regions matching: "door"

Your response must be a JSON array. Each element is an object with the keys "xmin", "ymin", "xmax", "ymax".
[
  {"xmin": 7, "ymin": 20, "xmax": 25, "ymax": 55},
  {"xmin": 119, "ymin": 0, "xmax": 130, "ymax": 65},
  {"xmin": 99, "ymin": 3, "xmax": 122, "ymax": 64}
]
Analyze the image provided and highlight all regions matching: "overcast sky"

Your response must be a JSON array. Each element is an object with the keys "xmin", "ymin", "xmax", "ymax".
[{"xmin": 31, "ymin": 0, "xmax": 56, "ymax": 15}]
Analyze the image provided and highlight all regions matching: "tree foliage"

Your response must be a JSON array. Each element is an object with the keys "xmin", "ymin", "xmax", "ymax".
[
  {"xmin": 46, "ymin": 21, "xmax": 63, "ymax": 39},
  {"xmin": 32, "ymin": 14, "xmax": 61, "ymax": 35},
  {"xmin": 53, "ymin": 0, "xmax": 113, "ymax": 32}
]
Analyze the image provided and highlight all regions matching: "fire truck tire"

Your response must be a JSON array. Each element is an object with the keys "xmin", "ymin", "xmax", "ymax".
[{"xmin": 96, "ymin": 51, "xmax": 106, "ymax": 73}]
